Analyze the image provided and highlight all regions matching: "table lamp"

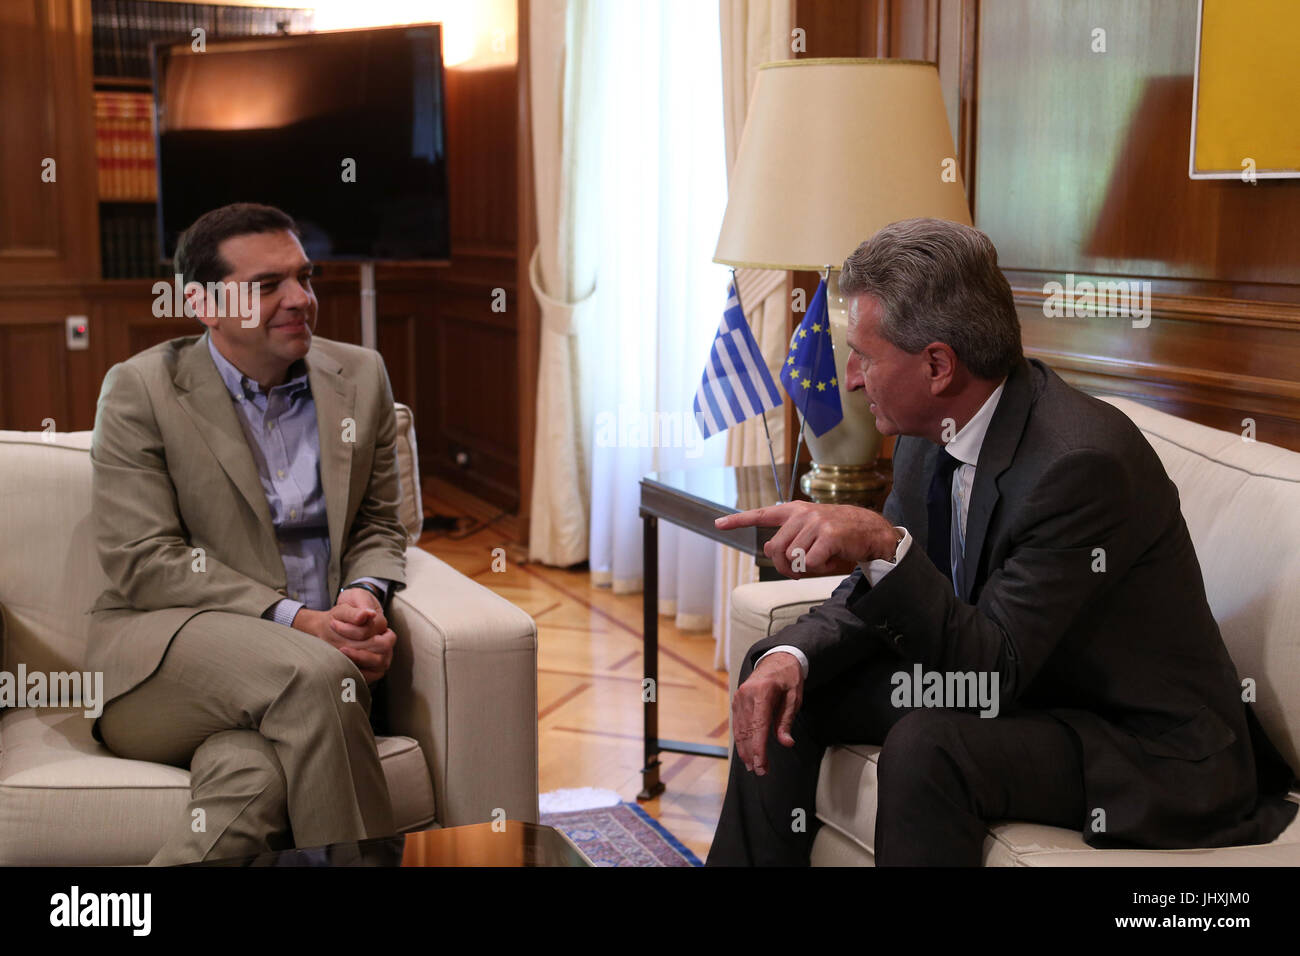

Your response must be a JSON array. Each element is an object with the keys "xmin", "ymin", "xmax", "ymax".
[{"xmin": 714, "ymin": 58, "xmax": 972, "ymax": 500}]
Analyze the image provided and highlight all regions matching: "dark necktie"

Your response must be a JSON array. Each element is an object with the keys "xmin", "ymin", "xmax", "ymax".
[{"xmin": 926, "ymin": 448, "xmax": 962, "ymax": 592}]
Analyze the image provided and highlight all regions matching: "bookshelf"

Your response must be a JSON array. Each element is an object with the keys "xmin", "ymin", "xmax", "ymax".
[{"xmin": 89, "ymin": 0, "xmax": 315, "ymax": 279}]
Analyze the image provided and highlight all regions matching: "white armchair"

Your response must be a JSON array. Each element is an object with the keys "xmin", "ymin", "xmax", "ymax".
[{"xmin": 0, "ymin": 404, "xmax": 538, "ymax": 865}]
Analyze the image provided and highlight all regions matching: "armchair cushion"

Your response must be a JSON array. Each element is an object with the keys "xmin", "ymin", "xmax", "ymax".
[
  {"xmin": 808, "ymin": 741, "xmax": 1300, "ymax": 866},
  {"xmin": 0, "ymin": 705, "xmax": 433, "ymax": 866}
]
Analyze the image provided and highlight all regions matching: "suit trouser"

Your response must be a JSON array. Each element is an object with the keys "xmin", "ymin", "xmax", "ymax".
[
  {"xmin": 706, "ymin": 651, "xmax": 1087, "ymax": 866},
  {"xmin": 97, "ymin": 610, "xmax": 396, "ymax": 866}
]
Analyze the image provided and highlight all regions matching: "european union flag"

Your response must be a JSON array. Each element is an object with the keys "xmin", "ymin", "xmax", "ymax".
[{"xmin": 779, "ymin": 278, "xmax": 842, "ymax": 437}]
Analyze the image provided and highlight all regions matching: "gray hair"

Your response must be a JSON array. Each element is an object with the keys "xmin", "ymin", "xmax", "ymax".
[{"xmin": 838, "ymin": 218, "xmax": 1022, "ymax": 380}]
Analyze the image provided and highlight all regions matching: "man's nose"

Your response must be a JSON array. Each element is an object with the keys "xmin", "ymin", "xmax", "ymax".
[
  {"xmin": 845, "ymin": 354, "xmax": 864, "ymax": 391},
  {"xmin": 280, "ymin": 279, "xmax": 311, "ymax": 309}
]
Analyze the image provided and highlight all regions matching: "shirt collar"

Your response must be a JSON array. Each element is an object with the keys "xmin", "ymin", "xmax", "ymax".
[
  {"xmin": 943, "ymin": 378, "xmax": 1007, "ymax": 467},
  {"xmin": 206, "ymin": 333, "xmax": 310, "ymax": 401}
]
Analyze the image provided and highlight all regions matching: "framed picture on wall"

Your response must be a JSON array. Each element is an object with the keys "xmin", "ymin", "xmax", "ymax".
[{"xmin": 1189, "ymin": 0, "xmax": 1300, "ymax": 180}]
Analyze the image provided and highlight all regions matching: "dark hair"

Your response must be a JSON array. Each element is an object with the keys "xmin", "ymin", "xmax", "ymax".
[
  {"xmin": 839, "ymin": 217, "xmax": 1023, "ymax": 380},
  {"xmin": 173, "ymin": 203, "xmax": 300, "ymax": 287}
]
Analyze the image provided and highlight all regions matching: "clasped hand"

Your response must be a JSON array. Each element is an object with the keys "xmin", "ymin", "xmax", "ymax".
[{"xmin": 293, "ymin": 588, "xmax": 395, "ymax": 684}]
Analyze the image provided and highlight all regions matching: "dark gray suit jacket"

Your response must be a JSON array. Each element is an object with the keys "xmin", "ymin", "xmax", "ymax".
[{"xmin": 746, "ymin": 358, "xmax": 1296, "ymax": 849}]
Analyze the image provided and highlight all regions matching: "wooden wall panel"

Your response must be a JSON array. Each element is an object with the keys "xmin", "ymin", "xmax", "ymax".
[
  {"xmin": 0, "ymin": 0, "xmax": 98, "ymax": 284},
  {"xmin": 310, "ymin": 272, "xmax": 362, "ymax": 346},
  {"xmin": 0, "ymin": 323, "xmax": 69, "ymax": 431},
  {"xmin": 426, "ymin": 284, "xmax": 520, "ymax": 511},
  {"xmin": 375, "ymin": 294, "xmax": 419, "ymax": 409},
  {"xmin": 373, "ymin": 249, "xmax": 520, "ymax": 508},
  {"xmin": 971, "ymin": 0, "xmax": 1300, "ymax": 449},
  {"xmin": 514, "ymin": 0, "xmax": 539, "ymax": 538},
  {"xmin": 92, "ymin": 283, "xmax": 190, "ymax": 366},
  {"xmin": 444, "ymin": 66, "xmax": 518, "ymax": 256},
  {"xmin": 124, "ymin": 322, "xmax": 191, "ymax": 355},
  {"xmin": 0, "ymin": 288, "xmax": 97, "ymax": 431},
  {"xmin": 976, "ymin": 1, "xmax": 1300, "ymax": 290},
  {"xmin": 795, "ymin": 0, "xmax": 881, "ymax": 56}
]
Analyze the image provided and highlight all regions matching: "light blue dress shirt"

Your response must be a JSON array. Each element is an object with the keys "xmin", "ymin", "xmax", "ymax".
[{"xmin": 206, "ymin": 336, "xmax": 389, "ymax": 627}]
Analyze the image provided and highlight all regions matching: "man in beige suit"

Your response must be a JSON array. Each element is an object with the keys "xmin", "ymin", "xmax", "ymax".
[{"xmin": 88, "ymin": 203, "xmax": 407, "ymax": 865}]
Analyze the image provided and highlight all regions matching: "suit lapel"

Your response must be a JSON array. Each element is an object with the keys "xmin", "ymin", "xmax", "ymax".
[
  {"xmin": 959, "ymin": 359, "xmax": 1035, "ymax": 602},
  {"xmin": 174, "ymin": 333, "xmax": 277, "ymax": 532},
  {"xmin": 307, "ymin": 345, "xmax": 356, "ymax": 596}
]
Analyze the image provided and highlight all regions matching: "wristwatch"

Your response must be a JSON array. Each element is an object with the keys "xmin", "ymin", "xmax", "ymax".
[{"xmin": 343, "ymin": 581, "xmax": 385, "ymax": 606}]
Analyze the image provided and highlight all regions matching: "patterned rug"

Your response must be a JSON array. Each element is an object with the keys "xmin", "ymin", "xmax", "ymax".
[{"xmin": 541, "ymin": 802, "xmax": 703, "ymax": 867}]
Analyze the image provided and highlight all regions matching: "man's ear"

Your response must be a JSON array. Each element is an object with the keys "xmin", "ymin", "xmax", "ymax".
[
  {"xmin": 924, "ymin": 342, "xmax": 959, "ymax": 394},
  {"xmin": 185, "ymin": 283, "xmax": 216, "ymax": 329}
]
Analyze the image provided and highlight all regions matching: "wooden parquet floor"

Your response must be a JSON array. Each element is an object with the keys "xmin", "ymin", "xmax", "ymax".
[{"xmin": 415, "ymin": 491, "xmax": 729, "ymax": 863}]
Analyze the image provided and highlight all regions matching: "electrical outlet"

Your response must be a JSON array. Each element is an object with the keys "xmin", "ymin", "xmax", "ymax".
[{"xmin": 66, "ymin": 316, "xmax": 89, "ymax": 350}]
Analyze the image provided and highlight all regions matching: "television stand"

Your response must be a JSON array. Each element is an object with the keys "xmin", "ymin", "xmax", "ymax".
[{"xmin": 360, "ymin": 261, "xmax": 377, "ymax": 350}]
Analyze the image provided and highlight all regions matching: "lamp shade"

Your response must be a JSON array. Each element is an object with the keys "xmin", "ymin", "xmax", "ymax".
[{"xmin": 714, "ymin": 58, "xmax": 971, "ymax": 271}]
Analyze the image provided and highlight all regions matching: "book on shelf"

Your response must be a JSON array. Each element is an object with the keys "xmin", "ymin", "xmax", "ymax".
[
  {"xmin": 92, "ymin": 0, "xmax": 315, "ymax": 80},
  {"xmin": 101, "ymin": 205, "xmax": 165, "ymax": 280},
  {"xmin": 94, "ymin": 91, "xmax": 156, "ymax": 201}
]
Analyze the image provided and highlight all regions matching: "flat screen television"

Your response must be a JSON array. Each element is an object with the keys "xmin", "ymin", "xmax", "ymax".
[{"xmin": 153, "ymin": 24, "xmax": 450, "ymax": 263}]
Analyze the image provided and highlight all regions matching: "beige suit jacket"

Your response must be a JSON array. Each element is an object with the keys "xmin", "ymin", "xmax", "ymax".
[{"xmin": 87, "ymin": 331, "xmax": 408, "ymax": 706}]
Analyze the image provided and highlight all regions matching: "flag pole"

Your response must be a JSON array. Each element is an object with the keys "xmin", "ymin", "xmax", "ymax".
[
  {"xmin": 731, "ymin": 269, "xmax": 786, "ymax": 504},
  {"xmin": 788, "ymin": 265, "xmax": 831, "ymax": 499}
]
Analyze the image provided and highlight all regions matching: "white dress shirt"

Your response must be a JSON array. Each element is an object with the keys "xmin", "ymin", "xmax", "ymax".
[{"xmin": 759, "ymin": 379, "xmax": 1008, "ymax": 679}]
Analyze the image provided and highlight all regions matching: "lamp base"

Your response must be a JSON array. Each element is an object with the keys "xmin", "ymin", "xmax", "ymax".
[{"xmin": 800, "ymin": 461, "xmax": 887, "ymax": 503}]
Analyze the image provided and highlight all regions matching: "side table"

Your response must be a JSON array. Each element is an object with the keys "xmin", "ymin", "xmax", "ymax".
[{"xmin": 636, "ymin": 461, "xmax": 892, "ymax": 800}]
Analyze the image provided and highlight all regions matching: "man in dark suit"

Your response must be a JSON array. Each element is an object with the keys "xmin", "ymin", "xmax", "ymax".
[{"xmin": 706, "ymin": 217, "xmax": 1297, "ymax": 866}]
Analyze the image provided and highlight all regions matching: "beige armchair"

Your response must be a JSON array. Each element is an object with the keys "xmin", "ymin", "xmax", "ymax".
[{"xmin": 0, "ymin": 404, "xmax": 538, "ymax": 865}]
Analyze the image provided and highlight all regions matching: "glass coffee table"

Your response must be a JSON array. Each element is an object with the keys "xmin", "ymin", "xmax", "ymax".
[{"xmin": 192, "ymin": 820, "xmax": 593, "ymax": 867}]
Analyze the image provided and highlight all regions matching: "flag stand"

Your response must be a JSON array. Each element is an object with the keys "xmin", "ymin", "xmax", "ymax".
[
  {"xmin": 730, "ymin": 269, "xmax": 787, "ymax": 504},
  {"xmin": 788, "ymin": 265, "xmax": 832, "ymax": 501}
]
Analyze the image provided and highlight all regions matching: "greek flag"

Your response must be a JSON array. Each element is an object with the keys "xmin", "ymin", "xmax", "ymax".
[{"xmin": 693, "ymin": 281, "xmax": 783, "ymax": 440}]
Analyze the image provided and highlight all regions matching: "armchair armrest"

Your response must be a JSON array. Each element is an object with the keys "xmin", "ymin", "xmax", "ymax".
[{"xmin": 385, "ymin": 546, "xmax": 539, "ymax": 827}]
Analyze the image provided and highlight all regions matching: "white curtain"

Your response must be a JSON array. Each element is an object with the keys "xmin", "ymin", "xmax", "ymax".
[
  {"xmin": 526, "ymin": 0, "xmax": 603, "ymax": 567},
  {"xmin": 579, "ymin": 0, "xmax": 731, "ymax": 629},
  {"xmin": 712, "ymin": 0, "xmax": 795, "ymax": 668}
]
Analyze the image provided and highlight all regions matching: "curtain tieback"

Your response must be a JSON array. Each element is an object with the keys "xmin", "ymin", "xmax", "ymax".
[{"xmin": 529, "ymin": 244, "xmax": 597, "ymax": 336}]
